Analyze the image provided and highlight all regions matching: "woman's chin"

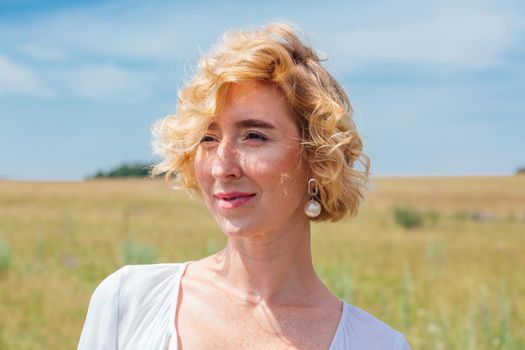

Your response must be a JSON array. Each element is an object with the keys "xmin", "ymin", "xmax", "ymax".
[
  {"xmin": 217, "ymin": 217, "xmax": 261, "ymax": 239},
  {"xmin": 219, "ymin": 221, "xmax": 250, "ymax": 238}
]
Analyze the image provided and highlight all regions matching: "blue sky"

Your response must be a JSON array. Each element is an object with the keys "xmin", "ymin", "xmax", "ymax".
[{"xmin": 1, "ymin": 0, "xmax": 524, "ymax": 180}]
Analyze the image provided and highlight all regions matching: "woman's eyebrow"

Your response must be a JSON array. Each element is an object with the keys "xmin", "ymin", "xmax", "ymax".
[{"xmin": 235, "ymin": 119, "xmax": 275, "ymax": 129}]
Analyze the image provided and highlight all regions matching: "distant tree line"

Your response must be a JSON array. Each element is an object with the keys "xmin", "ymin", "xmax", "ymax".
[
  {"xmin": 88, "ymin": 162, "xmax": 525, "ymax": 178},
  {"xmin": 89, "ymin": 162, "xmax": 154, "ymax": 179}
]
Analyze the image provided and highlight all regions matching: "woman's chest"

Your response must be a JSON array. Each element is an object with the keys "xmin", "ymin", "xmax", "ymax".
[{"xmin": 175, "ymin": 294, "xmax": 341, "ymax": 350}]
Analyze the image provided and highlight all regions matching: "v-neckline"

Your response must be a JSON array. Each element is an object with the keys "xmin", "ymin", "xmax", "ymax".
[{"xmin": 169, "ymin": 261, "xmax": 347, "ymax": 350}]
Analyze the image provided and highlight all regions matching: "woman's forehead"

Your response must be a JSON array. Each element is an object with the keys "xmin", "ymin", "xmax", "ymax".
[
  {"xmin": 223, "ymin": 80, "xmax": 285, "ymax": 106},
  {"xmin": 214, "ymin": 81, "xmax": 295, "ymax": 127}
]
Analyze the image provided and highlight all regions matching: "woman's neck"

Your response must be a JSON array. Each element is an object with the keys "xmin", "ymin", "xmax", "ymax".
[{"xmin": 208, "ymin": 222, "xmax": 322, "ymax": 307}]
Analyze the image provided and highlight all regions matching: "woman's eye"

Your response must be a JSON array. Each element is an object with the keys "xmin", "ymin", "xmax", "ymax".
[
  {"xmin": 245, "ymin": 132, "xmax": 268, "ymax": 141},
  {"xmin": 200, "ymin": 135, "xmax": 216, "ymax": 143}
]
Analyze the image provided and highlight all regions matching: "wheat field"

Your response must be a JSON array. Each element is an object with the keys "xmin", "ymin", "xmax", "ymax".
[{"xmin": 0, "ymin": 176, "xmax": 524, "ymax": 350}]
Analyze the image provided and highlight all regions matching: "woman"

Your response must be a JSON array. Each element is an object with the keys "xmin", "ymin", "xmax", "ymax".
[{"xmin": 78, "ymin": 23, "xmax": 411, "ymax": 350}]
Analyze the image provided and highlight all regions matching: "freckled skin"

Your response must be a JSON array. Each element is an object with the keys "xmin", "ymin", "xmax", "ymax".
[{"xmin": 194, "ymin": 80, "xmax": 310, "ymax": 241}]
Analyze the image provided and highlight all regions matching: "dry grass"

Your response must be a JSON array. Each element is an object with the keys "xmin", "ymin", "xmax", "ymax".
[
  {"xmin": 0, "ymin": 176, "xmax": 524, "ymax": 349},
  {"xmin": 368, "ymin": 176, "xmax": 525, "ymax": 215}
]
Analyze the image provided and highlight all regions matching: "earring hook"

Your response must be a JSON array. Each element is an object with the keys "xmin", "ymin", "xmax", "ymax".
[{"xmin": 307, "ymin": 178, "xmax": 319, "ymax": 196}]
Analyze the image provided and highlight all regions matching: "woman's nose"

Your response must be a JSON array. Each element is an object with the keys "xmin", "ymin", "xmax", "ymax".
[{"xmin": 210, "ymin": 138, "xmax": 242, "ymax": 179}]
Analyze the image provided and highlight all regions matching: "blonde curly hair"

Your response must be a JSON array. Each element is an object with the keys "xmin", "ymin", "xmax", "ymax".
[{"xmin": 151, "ymin": 22, "xmax": 370, "ymax": 222}]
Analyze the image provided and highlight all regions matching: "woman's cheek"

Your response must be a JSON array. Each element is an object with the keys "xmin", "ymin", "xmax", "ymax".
[{"xmin": 194, "ymin": 165, "xmax": 213, "ymax": 202}]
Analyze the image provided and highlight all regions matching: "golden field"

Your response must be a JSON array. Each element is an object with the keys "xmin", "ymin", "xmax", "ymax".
[{"xmin": 0, "ymin": 176, "xmax": 524, "ymax": 350}]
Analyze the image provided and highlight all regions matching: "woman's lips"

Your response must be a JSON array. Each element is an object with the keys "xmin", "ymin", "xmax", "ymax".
[{"xmin": 214, "ymin": 192, "xmax": 256, "ymax": 209}]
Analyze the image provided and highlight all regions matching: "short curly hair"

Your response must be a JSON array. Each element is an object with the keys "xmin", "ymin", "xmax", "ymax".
[{"xmin": 151, "ymin": 22, "xmax": 370, "ymax": 222}]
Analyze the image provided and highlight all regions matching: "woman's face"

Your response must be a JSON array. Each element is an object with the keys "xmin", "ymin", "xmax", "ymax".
[{"xmin": 194, "ymin": 80, "xmax": 310, "ymax": 239}]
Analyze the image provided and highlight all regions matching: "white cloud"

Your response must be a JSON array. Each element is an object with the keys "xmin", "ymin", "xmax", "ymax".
[
  {"xmin": 315, "ymin": 0, "xmax": 524, "ymax": 71},
  {"xmin": 1, "ymin": 1, "xmax": 213, "ymax": 62},
  {"xmin": 18, "ymin": 43, "xmax": 68, "ymax": 62},
  {"xmin": 63, "ymin": 64, "xmax": 152, "ymax": 100},
  {"xmin": 0, "ymin": 55, "xmax": 54, "ymax": 97}
]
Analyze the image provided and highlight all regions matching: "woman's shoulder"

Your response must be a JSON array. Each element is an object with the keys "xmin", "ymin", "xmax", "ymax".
[
  {"xmin": 331, "ymin": 301, "xmax": 411, "ymax": 350},
  {"xmin": 95, "ymin": 262, "xmax": 186, "ymax": 289},
  {"xmin": 90, "ymin": 262, "xmax": 187, "ymax": 307}
]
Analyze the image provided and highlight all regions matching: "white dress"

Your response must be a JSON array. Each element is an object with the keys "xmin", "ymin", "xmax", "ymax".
[{"xmin": 78, "ymin": 262, "xmax": 411, "ymax": 350}]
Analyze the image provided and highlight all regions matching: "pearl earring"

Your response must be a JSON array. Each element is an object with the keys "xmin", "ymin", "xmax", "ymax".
[{"xmin": 304, "ymin": 178, "xmax": 322, "ymax": 218}]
